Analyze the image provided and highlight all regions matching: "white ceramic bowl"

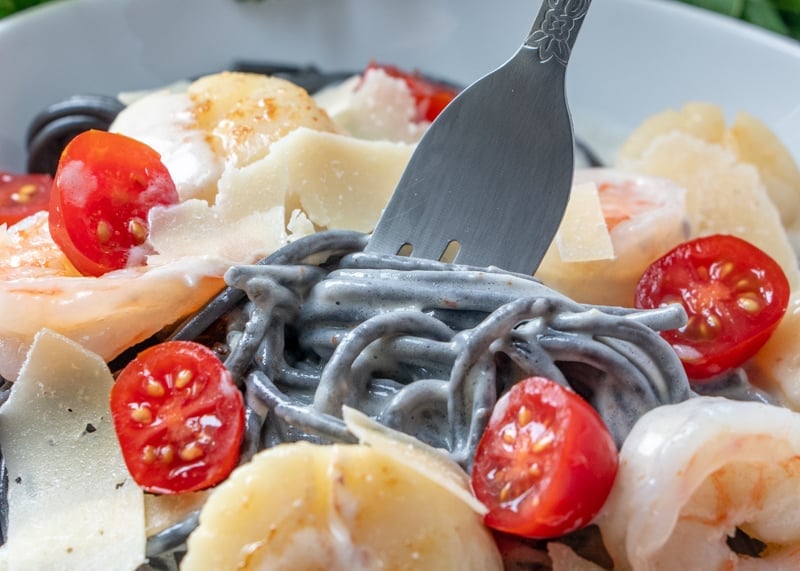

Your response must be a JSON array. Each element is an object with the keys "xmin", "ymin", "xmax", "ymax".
[{"xmin": 1, "ymin": 0, "xmax": 799, "ymax": 171}]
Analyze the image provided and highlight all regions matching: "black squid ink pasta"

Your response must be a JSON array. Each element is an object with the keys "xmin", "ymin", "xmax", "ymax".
[{"xmin": 132, "ymin": 228, "xmax": 699, "ymax": 566}]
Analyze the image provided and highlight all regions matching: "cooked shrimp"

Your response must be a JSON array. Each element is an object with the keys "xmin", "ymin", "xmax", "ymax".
[
  {"xmin": 0, "ymin": 211, "xmax": 226, "ymax": 381},
  {"xmin": 751, "ymin": 291, "xmax": 800, "ymax": 410},
  {"xmin": 182, "ymin": 409, "xmax": 502, "ymax": 571},
  {"xmin": 597, "ymin": 396, "xmax": 800, "ymax": 570},
  {"xmin": 0, "ymin": 210, "xmax": 77, "ymax": 279},
  {"xmin": 535, "ymin": 168, "xmax": 688, "ymax": 307}
]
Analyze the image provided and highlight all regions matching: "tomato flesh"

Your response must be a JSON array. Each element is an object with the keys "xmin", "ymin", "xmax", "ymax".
[
  {"xmin": 471, "ymin": 376, "xmax": 618, "ymax": 539},
  {"xmin": 49, "ymin": 129, "xmax": 178, "ymax": 276},
  {"xmin": 635, "ymin": 234, "xmax": 790, "ymax": 380},
  {"xmin": 110, "ymin": 340, "xmax": 245, "ymax": 494},
  {"xmin": 0, "ymin": 171, "xmax": 53, "ymax": 226},
  {"xmin": 364, "ymin": 62, "xmax": 459, "ymax": 122}
]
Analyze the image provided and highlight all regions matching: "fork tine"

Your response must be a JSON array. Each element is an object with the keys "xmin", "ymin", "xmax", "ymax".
[{"xmin": 407, "ymin": 240, "xmax": 451, "ymax": 262}]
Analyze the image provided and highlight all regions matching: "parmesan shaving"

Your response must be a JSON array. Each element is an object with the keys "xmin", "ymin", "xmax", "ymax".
[
  {"xmin": 342, "ymin": 406, "xmax": 488, "ymax": 515},
  {"xmin": 148, "ymin": 127, "xmax": 414, "ymax": 266},
  {"xmin": 217, "ymin": 127, "xmax": 414, "ymax": 232},
  {"xmin": 286, "ymin": 130, "xmax": 413, "ymax": 231},
  {"xmin": 554, "ymin": 182, "xmax": 615, "ymax": 262},
  {"xmin": 313, "ymin": 69, "xmax": 429, "ymax": 143},
  {"xmin": 148, "ymin": 201, "xmax": 289, "ymax": 266},
  {"xmin": 145, "ymin": 490, "xmax": 211, "ymax": 537},
  {"xmin": 0, "ymin": 329, "xmax": 145, "ymax": 571}
]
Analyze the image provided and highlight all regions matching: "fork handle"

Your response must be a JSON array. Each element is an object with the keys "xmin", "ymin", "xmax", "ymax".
[{"xmin": 525, "ymin": 0, "xmax": 591, "ymax": 66}]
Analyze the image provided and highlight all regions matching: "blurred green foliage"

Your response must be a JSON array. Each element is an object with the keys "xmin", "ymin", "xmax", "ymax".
[
  {"xmin": 677, "ymin": 0, "xmax": 800, "ymax": 39},
  {"xmin": 0, "ymin": 0, "xmax": 52, "ymax": 19}
]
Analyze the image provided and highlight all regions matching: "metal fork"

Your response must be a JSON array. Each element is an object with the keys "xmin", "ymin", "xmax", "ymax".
[{"xmin": 365, "ymin": 0, "xmax": 592, "ymax": 275}]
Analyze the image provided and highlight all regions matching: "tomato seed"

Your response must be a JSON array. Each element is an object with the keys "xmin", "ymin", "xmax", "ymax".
[
  {"xmin": 501, "ymin": 426, "xmax": 516, "ymax": 445},
  {"xmin": 735, "ymin": 277, "xmax": 755, "ymax": 291},
  {"xmin": 517, "ymin": 405, "xmax": 532, "ymax": 427},
  {"xmin": 145, "ymin": 379, "xmax": 166, "ymax": 397},
  {"xmin": 687, "ymin": 315, "xmax": 719, "ymax": 341},
  {"xmin": 127, "ymin": 218, "xmax": 148, "ymax": 244},
  {"xmin": 142, "ymin": 445, "xmax": 157, "ymax": 464},
  {"xmin": 532, "ymin": 432, "xmax": 554, "ymax": 453},
  {"xmin": 11, "ymin": 183, "xmax": 37, "ymax": 204},
  {"xmin": 528, "ymin": 463, "xmax": 542, "ymax": 477},
  {"xmin": 705, "ymin": 313, "xmax": 722, "ymax": 332},
  {"xmin": 175, "ymin": 369, "xmax": 194, "ymax": 389},
  {"xmin": 737, "ymin": 294, "xmax": 761, "ymax": 314},
  {"xmin": 179, "ymin": 442, "xmax": 204, "ymax": 462},
  {"xmin": 714, "ymin": 261, "xmax": 735, "ymax": 280},
  {"xmin": 696, "ymin": 319, "xmax": 713, "ymax": 340},
  {"xmin": 499, "ymin": 481, "xmax": 512, "ymax": 503},
  {"xmin": 160, "ymin": 445, "xmax": 175, "ymax": 464},
  {"xmin": 130, "ymin": 405, "xmax": 153, "ymax": 424},
  {"xmin": 96, "ymin": 220, "xmax": 112, "ymax": 244}
]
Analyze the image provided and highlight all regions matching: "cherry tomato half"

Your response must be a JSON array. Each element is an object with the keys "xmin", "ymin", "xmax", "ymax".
[
  {"xmin": 49, "ymin": 129, "xmax": 179, "ymax": 276},
  {"xmin": 110, "ymin": 340, "xmax": 245, "ymax": 494},
  {"xmin": 471, "ymin": 376, "xmax": 618, "ymax": 539},
  {"xmin": 635, "ymin": 234, "xmax": 790, "ymax": 381},
  {"xmin": 364, "ymin": 62, "xmax": 459, "ymax": 122},
  {"xmin": 0, "ymin": 171, "xmax": 53, "ymax": 226}
]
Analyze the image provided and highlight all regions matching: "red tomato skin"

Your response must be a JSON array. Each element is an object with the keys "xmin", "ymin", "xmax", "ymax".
[
  {"xmin": 471, "ymin": 377, "xmax": 618, "ymax": 539},
  {"xmin": 635, "ymin": 234, "xmax": 790, "ymax": 380},
  {"xmin": 0, "ymin": 172, "xmax": 53, "ymax": 226},
  {"xmin": 364, "ymin": 62, "xmax": 459, "ymax": 122},
  {"xmin": 48, "ymin": 129, "xmax": 178, "ymax": 276},
  {"xmin": 110, "ymin": 341, "xmax": 244, "ymax": 494}
]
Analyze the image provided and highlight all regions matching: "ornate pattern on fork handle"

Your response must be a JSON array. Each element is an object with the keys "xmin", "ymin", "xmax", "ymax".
[{"xmin": 526, "ymin": 0, "xmax": 591, "ymax": 65}]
